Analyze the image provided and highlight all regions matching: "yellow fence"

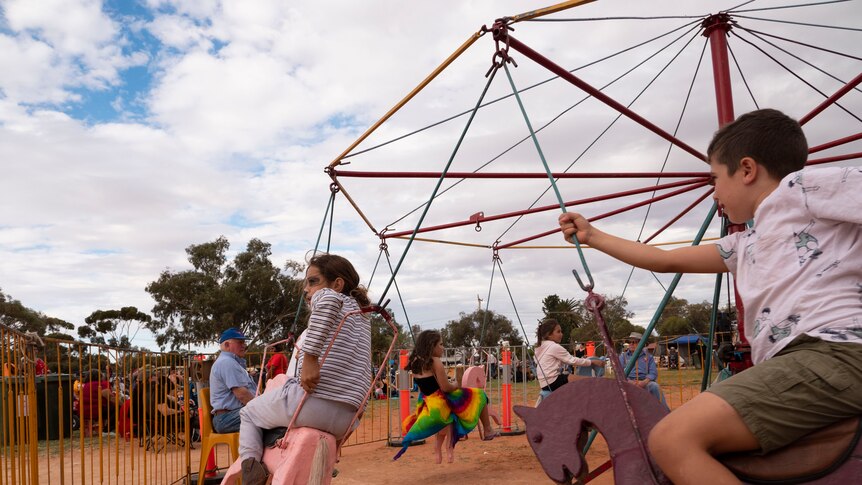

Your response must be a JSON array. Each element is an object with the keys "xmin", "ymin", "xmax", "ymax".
[{"xmin": 1, "ymin": 326, "xmax": 722, "ymax": 484}]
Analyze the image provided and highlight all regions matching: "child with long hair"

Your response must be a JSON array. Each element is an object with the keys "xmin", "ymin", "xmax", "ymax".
[
  {"xmin": 393, "ymin": 330, "xmax": 497, "ymax": 463},
  {"xmin": 535, "ymin": 319, "xmax": 605, "ymax": 395},
  {"xmin": 239, "ymin": 254, "xmax": 372, "ymax": 485}
]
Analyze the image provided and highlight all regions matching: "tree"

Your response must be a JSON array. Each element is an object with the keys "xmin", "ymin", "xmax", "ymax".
[
  {"xmin": 0, "ymin": 288, "xmax": 75, "ymax": 335},
  {"xmin": 145, "ymin": 237, "xmax": 307, "ymax": 350},
  {"xmin": 440, "ymin": 309, "xmax": 524, "ymax": 348},
  {"xmin": 79, "ymin": 307, "xmax": 152, "ymax": 349},
  {"xmin": 568, "ymin": 294, "xmax": 639, "ymax": 344},
  {"xmin": 540, "ymin": 295, "xmax": 585, "ymax": 346},
  {"xmin": 369, "ymin": 308, "xmax": 407, "ymax": 365}
]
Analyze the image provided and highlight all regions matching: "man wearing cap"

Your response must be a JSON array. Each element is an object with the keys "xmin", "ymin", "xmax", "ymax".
[
  {"xmin": 619, "ymin": 332, "xmax": 668, "ymax": 410},
  {"xmin": 210, "ymin": 327, "xmax": 257, "ymax": 433}
]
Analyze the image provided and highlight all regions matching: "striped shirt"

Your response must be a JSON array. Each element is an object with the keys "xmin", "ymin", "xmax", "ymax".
[{"xmin": 297, "ymin": 288, "xmax": 372, "ymax": 409}]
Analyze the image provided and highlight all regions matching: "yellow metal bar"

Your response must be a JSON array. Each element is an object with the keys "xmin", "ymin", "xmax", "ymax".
[
  {"xmin": 504, "ymin": 237, "xmax": 719, "ymax": 249},
  {"xmin": 509, "ymin": 0, "xmax": 597, "ymax": 23},
  {"xmin": 329, "ymin": 177, "xmax": 379, "ymax": 236},
  {"xmin": 328, "ymin": 30, "xmax": 485, "ymax": 168},
  {"xmin": 390, "ymin": 235, "xmax": 491, "ymax": 249}
]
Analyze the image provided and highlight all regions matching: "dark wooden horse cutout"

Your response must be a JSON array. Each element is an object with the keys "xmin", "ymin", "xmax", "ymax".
[{"xmin": 515, "ymin": 378, "xmax": 862, "ymax": 484}]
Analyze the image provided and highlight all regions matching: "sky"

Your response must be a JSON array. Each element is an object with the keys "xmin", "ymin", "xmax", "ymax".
[{"xmin": 1, "ymin": 0, "xmax": 860, "ymax": 350}]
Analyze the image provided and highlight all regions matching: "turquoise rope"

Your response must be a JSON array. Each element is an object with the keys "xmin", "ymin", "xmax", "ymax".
[
  {"xmin": 502, "ymin": 63, "xmax": 593, "ymax": 289},
  {"xmin": 290, "ymin": 189, "xmax": 335, "ymax": 333},
  {"xmin": 375, "ymin": 67, "xmax": 501, "ymax": 307}
]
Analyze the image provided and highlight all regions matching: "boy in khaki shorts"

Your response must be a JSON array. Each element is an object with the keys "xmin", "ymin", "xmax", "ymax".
[{"xmin": 559, "ymin": 108, "xmax": 862, "ymax": 485}]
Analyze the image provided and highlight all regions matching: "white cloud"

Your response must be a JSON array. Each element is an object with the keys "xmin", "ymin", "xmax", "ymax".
[
  {"xmin": 0, "ymin": 0, "xmax": 146, "ymax": 103},
  {"xmin": 1, "ymin": 0, "xmax": 860, "ymax": 350}
]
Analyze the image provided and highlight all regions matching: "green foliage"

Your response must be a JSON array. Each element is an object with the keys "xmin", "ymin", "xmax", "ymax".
[
  {"xmin": 440, "ymin": 309, "xmax": 525, "ymax": 348},
  {"xmin": 0, "ymin": 288, "xmax": 75, "ymax": 335},
  {"xmin": 145, "ymin": 237, "xmax": 308, "ymax": 351},
  {"xmin": 565, "ymin": 294, "xmax": 640, "ymax": 344},
  {"xmin": 79, "ymin": 306, "xmax": 152, "ymax": 348},
  {"xmin": 540, "ymin": 295, "xmax": 585, "ymax": 346},
  {"xmin": 655, "ymin": 297, "xmax": 714, "ymax": 336}
]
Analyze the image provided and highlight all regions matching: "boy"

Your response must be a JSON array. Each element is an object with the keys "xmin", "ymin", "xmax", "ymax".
[{"xmin": 558, "ymin": 109, "xmax": 862, "ymax": 485}]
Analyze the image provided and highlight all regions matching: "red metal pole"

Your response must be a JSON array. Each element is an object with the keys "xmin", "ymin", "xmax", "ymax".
[
  {"xmin": 331, "ymin": 169, "xmax": 707, "ymax": 179},
  {"xmin": 500, "ymin": 348, "xmax": 513, "ymax": 434},
  {"xmin": 643, "ymin": 188, "xmax": 714, "ymax": 244},
  {"xmin": 808, "ymin": 132, "xmax": 862, "ymax": 154},
  {"xmin": 704, "ymin": 13, "xmax": 749, "ymax": 343},
  {"xmin": 496, "ymin": 181, "xmax": 710, "ymax": 249},
  {"xmin": 384, "ymin": 177, "xmax": 707, "ymax": 239},
  {"xmin": 799, "ymin": 71, "xmax": 862, "ymax": 126},
  {"xmin": 502, "ymin": 34, "xmax": 706, "ymax": 162},
  {"xmin": 398, "ymin": 350, "xmax": 410, "ymax": 429}
]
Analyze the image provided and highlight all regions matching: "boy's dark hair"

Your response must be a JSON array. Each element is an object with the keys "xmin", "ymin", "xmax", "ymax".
[
  {"xmin": 408, "ymin": 330, "xmax": 442, "ymax": 374},
  {"xmin": 707, "ymin": 108, "xmax": 807, "ymax": 179},
  {"xmin": 535, "ymin": 319, "xmax": 560, "ymax": 348}
]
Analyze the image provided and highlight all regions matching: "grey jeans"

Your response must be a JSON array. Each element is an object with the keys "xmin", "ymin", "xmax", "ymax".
[{"xmin": 238, "ymin": 377, "xmax": 358, "ymax": 461}]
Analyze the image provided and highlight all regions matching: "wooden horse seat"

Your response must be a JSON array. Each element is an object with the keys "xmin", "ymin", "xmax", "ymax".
[{"xmin": 720, "ymin": 417, "xmax": 861, "ymax": 484}]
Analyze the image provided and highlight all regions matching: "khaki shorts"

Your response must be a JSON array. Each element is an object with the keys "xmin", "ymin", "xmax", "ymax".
[{"xmin": 707, "ymin": 335, "xmax": 862, "ymax": 453}]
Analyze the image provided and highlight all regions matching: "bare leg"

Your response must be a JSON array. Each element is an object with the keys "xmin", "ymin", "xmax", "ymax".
[
  {"xmin": 445, "ymin": 424, "xmax": 454, "ymax": 463},
  {"xmin": 649, "ymin": 392, "xmax": 758, "ymax": 485},
  {"xmin": 434, "ymin": 429, "xmax": 446, "ymax": 464}
]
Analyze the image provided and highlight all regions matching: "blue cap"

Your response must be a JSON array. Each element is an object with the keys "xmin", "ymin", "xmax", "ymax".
[{"xmin": 219, "ymin": 327, "xmax": 247, "ymax": 343}]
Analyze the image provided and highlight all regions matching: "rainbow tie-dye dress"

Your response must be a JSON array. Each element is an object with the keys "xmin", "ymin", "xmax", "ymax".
[{"xmin": 393, "ymin": 387, "xmax": 489, "ymax": 460}]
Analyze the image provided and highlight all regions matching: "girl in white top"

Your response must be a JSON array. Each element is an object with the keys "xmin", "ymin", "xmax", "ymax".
[{"xmin": 534, "ymin": 319, "xmax": 604, "ymax": 392}]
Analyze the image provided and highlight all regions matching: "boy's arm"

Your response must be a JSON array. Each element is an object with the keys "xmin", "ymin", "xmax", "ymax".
[{"xmin": 559, "ymin": 213, "xmax": 726, "ymax": 273}]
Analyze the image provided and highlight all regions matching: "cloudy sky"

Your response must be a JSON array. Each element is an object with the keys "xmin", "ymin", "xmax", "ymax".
[{"xmin": 1, "ymin": 0, "xmax": 860, "ymax": 349}]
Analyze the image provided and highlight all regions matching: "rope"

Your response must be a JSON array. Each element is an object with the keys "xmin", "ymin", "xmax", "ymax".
[
  {"xmin": 346, "ymin": 19, "xmax": 700, "ymax": 164},
  {"xmin": 494, "ymin": 22, "xmax": 702, "ymax": 243},
  {"xmin": 478, "ymin": 253, "xmax": 498, "ymax": 347},
  {"xmin": 727, "ymin": 43, "xmax": 760, "ymax": 109},
  {"xmin": 290, "ymin": 187, "xmax": 336, "ymax": 334},
  {"xmin": 494, "ymin": 256, "xmax": 553, "ymax": 388},
  {"xmin": 634, "ymin": 36, "xmax": 709, "ymax": 241},
  {"xmin": 731, "ymin": 26, "xmax": 862, "ymax": 62},
  {"xmin": 383, "ymin": 248, "xmax": 416, "ymax": 345},
  {"xmin": 732, "ymin": 14, "xmax": 862, "ymax": 32},
  {"xmin": 502, "ymin": 61, "xmax": 593, "ymax": 290},
  {"xmin": 730, "ymin": 30, "xmax": 862, "ymax": 124},
  {"xmin": 381, "ymin": 20, "xmax": 703, "ymax": 230},
  {"xmin": 736, "ymin": 25, "xmax": 862, "ymax": 88},
  {"xmin": 732, "ymin": 0, "xmax": 852, "ymax": 13},
  {"xmin": 374, "ymin": 63, "xmax": 501, "ymax": 308}
]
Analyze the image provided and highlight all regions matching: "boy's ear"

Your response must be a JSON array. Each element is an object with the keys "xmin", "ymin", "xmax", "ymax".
[{"xmin": 739, "ymin": 156, "xmax": 759, "ymax": 184}]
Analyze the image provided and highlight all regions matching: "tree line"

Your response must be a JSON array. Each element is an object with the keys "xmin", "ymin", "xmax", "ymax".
[{"xmin": 2, "ymin": 237, "xmax": 733, "ymax": 359}]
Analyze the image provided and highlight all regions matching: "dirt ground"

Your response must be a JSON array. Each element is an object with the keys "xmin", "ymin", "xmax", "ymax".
[{"xmin": 335, "ymin": 432, "xmax": 615, "ymax": 485}]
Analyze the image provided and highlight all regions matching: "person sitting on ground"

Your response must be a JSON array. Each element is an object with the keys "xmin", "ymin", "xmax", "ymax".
[
  {"xmin": 619, "ymin": 332, "xmax": 668, "ymax": 410},
  {"xmin": 535, "ymin": 319, "xmax": 605, "ymax": 400},
  {"xmin": 238, "ymin": 254, "xmax": 373, "ymax": 485},
  {"xmin": 209, "ymin": 327, "xmax": 257, "ymax": 434},
  {"xmin": 394, "ymin": 329, "xmax": 498, "ymax": 463},
  {"xmin": 558, "ymin": 108, "xmax": 862, "ymax": 485}
]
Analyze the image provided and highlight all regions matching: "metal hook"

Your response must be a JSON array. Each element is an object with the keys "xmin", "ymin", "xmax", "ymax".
[{"xmin": 571, "ymin": 268, "xmax": 595, "ymax": 292}]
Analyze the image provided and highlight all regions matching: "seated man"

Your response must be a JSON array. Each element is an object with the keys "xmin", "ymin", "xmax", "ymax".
[
  {"xmin": 209, "ymin": 328, "xmax": 257, "ymax": 433},
  {"xmin": 619, "ymin": 332, "xmax": 668, "ymax": 410}
]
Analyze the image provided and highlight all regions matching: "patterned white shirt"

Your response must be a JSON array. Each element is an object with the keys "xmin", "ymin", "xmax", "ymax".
[{"xmin": 716, "ymin": 167, "xmax": 862, "ymax": 363}]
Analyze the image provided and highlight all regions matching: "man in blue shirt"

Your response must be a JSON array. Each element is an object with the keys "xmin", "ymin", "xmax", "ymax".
[
  {"xmin": 209, "ymin": 328, "xmax": 257, "ymax": 433},
  {"xmin": 619, "ymin": 332, "xmax": 668, "ymax": 410}
]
